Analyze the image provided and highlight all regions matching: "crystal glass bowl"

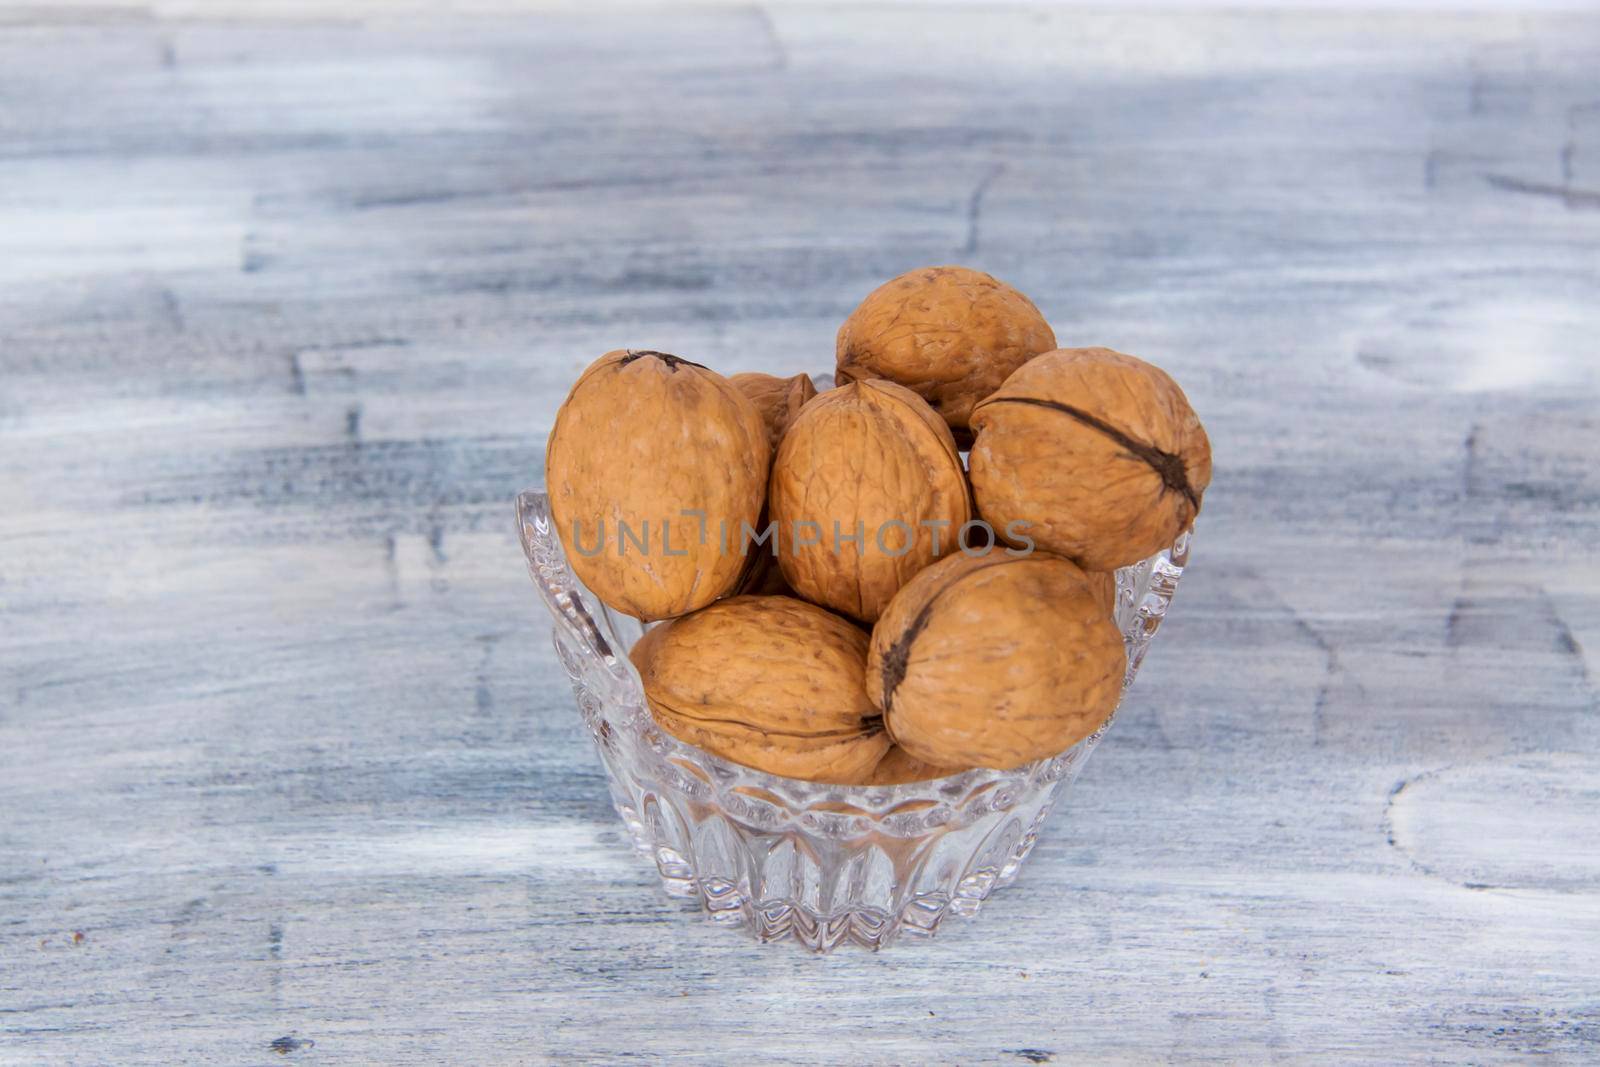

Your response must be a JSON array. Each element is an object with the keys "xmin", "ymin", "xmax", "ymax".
[{"xmin": 518, "ymin": 490, "xmax": 1189, "ymax": 951}]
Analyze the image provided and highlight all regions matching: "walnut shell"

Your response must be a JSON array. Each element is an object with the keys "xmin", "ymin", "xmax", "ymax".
[
  {"xmin": 729, "ymin": 372, "xmax": 818, "ymax": 453},
  {"xmin": 969, "ymin": 347, "xmax": 1211, "ymax": 572},
  {"xmin": 857, "ymin": 746, "xmax": 968, "ymax": 785},
  {"xmin": 836, "ymin": 266, "xmax": 1056, "ymax": 444},
  {"xmin": 769, "ymin": 379, "xmax": 970, "ymax": 623},
  {"xmin": 546, "ymin": 350, "xmax": 768, "ymax": 621},
  {"xmin": 1089, "ymin": 569, "xmax": 1118, "ymax": 620},
  {"xmin": 866, "ymin": 551, "xmax": 1126, "ymax": 771},
  {"xmin": 629, "ymin": 596, "xmax": 890, "ymax": 783}
]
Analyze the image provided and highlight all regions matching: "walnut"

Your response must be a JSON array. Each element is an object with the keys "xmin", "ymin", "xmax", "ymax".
[
  {"xmin": 729, "ymin": 372, "xmax": 818, "ymax": 453},
  {"xmin": 866, "ymin": 551, "xmax": 1126, "ymax": 770},
  {"xmin": 546, "ymin": 349, "xmax": 768, "ymax": 621},
  {"xmin": 857, "ymin": 745, "xmax": 967, "ymax": 785},
  {"xmin": 769, "ymin": 379, "xmax": 970, "ymax": 623},
  {"xmin": 969, "ymin": 347, "xmax": 1210, "ymax": 572},
  {"xmin": 629, "ymin": 596, "xmax": 890, "ymax": 783},
  {"xmin": 835, "ymin": 266, "xmax": 1056, "ymax": 445}
]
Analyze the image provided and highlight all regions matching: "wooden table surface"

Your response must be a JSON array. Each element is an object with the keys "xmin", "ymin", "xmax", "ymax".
[{"xmin": 3, "ymin": 4, "xmax": 1598, "ymax": 1063}]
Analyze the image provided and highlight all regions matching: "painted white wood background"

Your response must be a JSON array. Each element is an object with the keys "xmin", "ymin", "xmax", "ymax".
[{"xmin": 2, "ymin": 4, "xmax": 1598, "ymax": 1063}]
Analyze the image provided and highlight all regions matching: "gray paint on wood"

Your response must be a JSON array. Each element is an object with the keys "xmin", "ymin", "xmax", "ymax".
[{"xmin": 1, "ymin": 5, "xmax": 1599, "ymax": 1063}]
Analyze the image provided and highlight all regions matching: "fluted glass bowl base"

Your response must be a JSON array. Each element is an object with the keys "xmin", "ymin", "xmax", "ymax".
[{"xmin": 518, "ymin": 490, "xmax": 1190, "ymax": 951}]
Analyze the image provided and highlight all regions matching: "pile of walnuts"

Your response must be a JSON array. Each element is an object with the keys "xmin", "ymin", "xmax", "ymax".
[{"xmin": 546, "ymin": 266, "xmax": 1211, "ymax": 785}]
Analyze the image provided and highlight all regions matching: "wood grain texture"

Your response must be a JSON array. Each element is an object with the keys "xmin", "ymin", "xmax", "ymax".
[{"xmin": 2, "ymin": 5, "xmax": 1599, "ymax": 1063}]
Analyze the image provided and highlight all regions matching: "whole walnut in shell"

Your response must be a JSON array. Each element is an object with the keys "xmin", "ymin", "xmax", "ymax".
[
  {"xmin": 858, "ymin": 746, "xmax": 967, "ymax": 786},
  {"xmin": 866, "ymin": 551, "xmax": 1126, "ymax": 771},
  {"xmin": 969, "ymin": 347, "xmax": 1211, "ymax": 573},
  {"xmin": 729, "ymin": 372, "xmax": 818, "ymax": 453},
  {"xmin": 546, "ymin": 350, "xmax": 768, "ymax": 621},
  {"xmin": 629, "ymin": 596, "xmax": 891, "ymax": 783},
  {"xmin": 769, "ymin": 379, "xmax": 970, "ymax": 623},
  {"xmin": 836, "ymin": 266, "xmax": 1056, "ymax": 444}
]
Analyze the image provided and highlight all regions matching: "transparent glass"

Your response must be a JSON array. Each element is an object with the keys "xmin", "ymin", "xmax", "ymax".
[{"xmin": 518, "ymin": 490, "xmax": 1190, "ymax": 951}]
